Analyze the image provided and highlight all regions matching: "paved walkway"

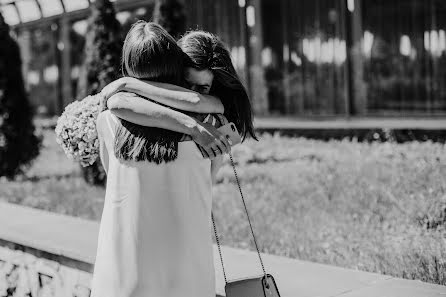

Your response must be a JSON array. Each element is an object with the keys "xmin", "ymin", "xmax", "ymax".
[
  {"xmin": 214, "ymin": 245, "xmax": 446, "ymax": 297},
  {"xmin": 38, "ymin": 116, "xmax": 446, "ymax": 131},
  {"xmin": 0, "ymin": 201, "xmax": 445, "ymax": 296},
  {"xmin": 254, "ymin": 116, "xmax": 446, "ymax": 130}
]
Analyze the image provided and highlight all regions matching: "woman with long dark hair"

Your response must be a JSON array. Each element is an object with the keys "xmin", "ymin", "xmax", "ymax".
[
  {"xmin": 92, "ymin": 22, "xmax": 230, "ymax": 297},
  {"xmin": 178, "ymin": 31, "xmax": 257, "ymax": 142},
  {"xmin": 104, "ymin": 30, "xmax": 257, "ymax": 181}
]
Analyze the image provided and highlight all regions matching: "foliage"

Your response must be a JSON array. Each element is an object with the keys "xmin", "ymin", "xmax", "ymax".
[
  {"xmin": 76, "ymin": 0, "xmax": 122, "ymax": 185},
  {"xmin": 76, "ymin": 0, "xmax": 122, "ymax": 99},
  {"xmin": 2, "ymin": 130, "xmax": 446, "ymax": 285},
  {"xmin": 213, "ymin": 133, "xmax": 446, "ymax": 285},
  {"xmin": 152, "ymin": 0, "xmax": 187, "ymax": 40},
  {"xmin": 0, "ymin": 12, "xmax": 41, "ymax": 178},
  {"xmin": 0, "ymin": 131, "xmax": 104, "ymax": 219}
]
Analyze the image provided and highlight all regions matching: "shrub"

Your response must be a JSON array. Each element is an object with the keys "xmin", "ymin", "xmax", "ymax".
[
  {"xmin": 76, "ymin": 0, "xmax": 122, "ymax": 185},
  {"xmin": 0, "ymin": 12, "xmax": 41, "ymax": 178}
]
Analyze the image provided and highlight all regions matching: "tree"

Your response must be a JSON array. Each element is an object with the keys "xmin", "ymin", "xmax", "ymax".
[
  {"xmin": 153, "ymin": 0, "xmax": 187, "ymax": 40},
  {"xmin": 0, "ymin": 12, "xmax": 41, "ymax": 178},
  {"xmin": 77, "ymin": 0, "xmax": 122, "ymax": 98},
  {"xmin": 77, "ymin": 0, "xmax": 122, "ymax": 185}
]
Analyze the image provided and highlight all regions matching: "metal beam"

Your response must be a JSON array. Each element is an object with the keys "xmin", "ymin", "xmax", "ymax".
[
  {"xmin": 0, "ymin": 0, "xmax": 15, "ymax": 6},
  {"xmin": 34, "ymin": 0, "xmax": 44, "ymax": 19},
  {"xmin": 4, "ymin": 0, "xmax": 154, "ymax": 29},
  {"xmin": 12, "ymin": 1, "xmax": 22, "ymax": 24},
  {"xmin": 59, "ymin": 0, "xmax": 66, "ymax": 13}
]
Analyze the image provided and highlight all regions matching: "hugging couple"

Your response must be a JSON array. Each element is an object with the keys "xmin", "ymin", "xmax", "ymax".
[{"xmin": 91, "ymin": 21, "xmax": 257, "ymax": 297}]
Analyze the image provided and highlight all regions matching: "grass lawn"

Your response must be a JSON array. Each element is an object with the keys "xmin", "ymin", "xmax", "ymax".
[{"xmin": 1, "ymin": 129, "xmax": 446, "ymax": 285}]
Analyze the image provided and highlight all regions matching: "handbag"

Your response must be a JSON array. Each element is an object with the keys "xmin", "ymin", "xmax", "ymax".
[{"xmin": 211, "ymin": 151, "xmax": 281, "ymax": 297}]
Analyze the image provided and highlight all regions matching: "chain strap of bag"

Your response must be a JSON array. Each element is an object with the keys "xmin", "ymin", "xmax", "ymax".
[{"xmin": 211, "ymin": 150, "xmax": 268, "ymax": 284}]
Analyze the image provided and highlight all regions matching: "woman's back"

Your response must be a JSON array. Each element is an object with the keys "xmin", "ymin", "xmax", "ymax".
[{"xmin": 90, "ymin": 110, "xmax": 215, "ymax": 297}]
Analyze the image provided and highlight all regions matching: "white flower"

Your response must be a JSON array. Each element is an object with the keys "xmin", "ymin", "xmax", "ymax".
[{"xmin": 54, "ymin": 94, "xmax": 102, "ymax": 167}]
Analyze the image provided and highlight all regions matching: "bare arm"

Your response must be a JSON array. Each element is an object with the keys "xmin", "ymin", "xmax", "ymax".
[
  {"xmin": 102, "ymin": 77, "xmax": 224, "ymax": 113},
  {"xmin": 107, "ymin": 92, "xmax": 201, "ymax": 135},
  {"xmin": 107, "ymin": 92, "xmax": 231, "ymax": 158}
]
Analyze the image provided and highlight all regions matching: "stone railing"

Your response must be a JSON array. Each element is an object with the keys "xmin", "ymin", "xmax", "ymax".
[
  {"xmin": 0, "ymin": 201, "xmax": 445, "ymax": 297},
  {"xmin": 0, "ymin": 244, "xmax": 91, "ymax": 297},
  {"xmin": 0, "ymin": 201, "xmax": 97, "ymax": 297}
]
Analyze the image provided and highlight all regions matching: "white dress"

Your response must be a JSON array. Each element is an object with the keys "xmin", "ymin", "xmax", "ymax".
[{"xmin": 90, "ymin": 110, "xmax": 215, "ymax": 297}]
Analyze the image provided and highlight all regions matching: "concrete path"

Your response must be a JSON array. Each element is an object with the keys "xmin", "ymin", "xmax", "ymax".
[
  {"xmin": 214, "ymin": 245, "xmax": 446, "ymax": 297},
  {"xmin": 0, "ymin": 201, "xmax": 444, "ymax": 297},
  {"xmin": 254, "ymin": 116, "xmax": 446, "ymax": 130},
  {"xmin": 37, "ymin": 116, "xmax": 446, "ymax": 131}
]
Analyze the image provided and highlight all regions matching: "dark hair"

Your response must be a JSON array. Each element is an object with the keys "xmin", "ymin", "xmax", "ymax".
[
  {"xmin": 114, "ymin": 21, "xmax": 185, "ymax": 163},
  {"xmin": 122, "ymin": 21, "xmax": 183, "ymax": 83},
  {"xmin": 178, "ymin": 31, "xmax": 257, "ymax": 142}
]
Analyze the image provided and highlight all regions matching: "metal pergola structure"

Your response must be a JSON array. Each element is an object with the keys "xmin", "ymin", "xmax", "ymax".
[
  {"xmin": 0, "ymin": 0, "xmax": 151, "ymax": 29},
  {"xmin": 0, "ymin": 0, "xmax": 156, "ymax": 115},
  {"xmin": 0, "ymin": 0, "xmax": 91, "ymax": 25}
]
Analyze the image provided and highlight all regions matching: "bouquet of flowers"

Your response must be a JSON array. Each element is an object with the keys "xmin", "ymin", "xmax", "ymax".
[{"xmin": 55, "ymin": 94, "xmax": 103, "ymax": 167}]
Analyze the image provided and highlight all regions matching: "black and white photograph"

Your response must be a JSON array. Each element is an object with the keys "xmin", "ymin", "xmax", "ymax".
[{"xmin": 0, "ymin": 0, "xmax": 446, "ymax": 296}]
